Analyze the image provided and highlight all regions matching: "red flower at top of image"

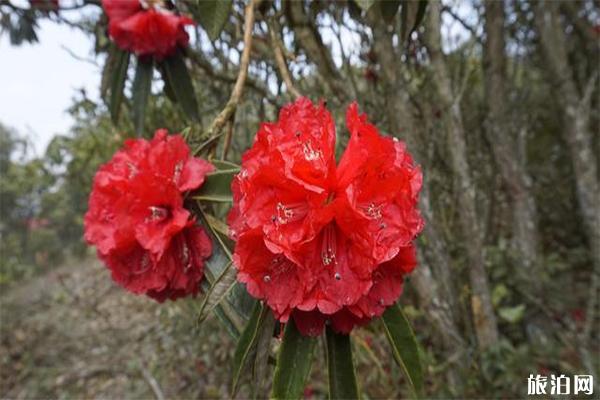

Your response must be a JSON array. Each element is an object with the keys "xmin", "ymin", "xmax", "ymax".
[
  {"xmin": 228, "ymin": 98, "xmax": 424, "ymax": 336},
  {"xmin": 84, "ymin": 129, "xmax": 214, "ymax": 302},
  {"xmin": 102, "ymin": 0, "xmax": 194, "ymax": 59}
]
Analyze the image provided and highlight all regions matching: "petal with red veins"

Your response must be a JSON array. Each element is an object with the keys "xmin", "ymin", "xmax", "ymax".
[
  {"xmin": 349, "ymin": 245, "xmax": 416, "ymax": 319},
  {"xmin": 295, "ymin": 224, "xmax": 373, "ymax": 314},
  {"xmin": 234, "ymin": 232, "xmax": 308, "ymax": 321}
]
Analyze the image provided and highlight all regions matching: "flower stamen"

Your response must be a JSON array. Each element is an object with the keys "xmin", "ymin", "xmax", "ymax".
[
  {"xmin": 275, "ymin": 202, "xmax": 308, "ymax": 225},
  {"xmin": 321, "ymin": 225, "xmax": 337, "ymax": 266}
]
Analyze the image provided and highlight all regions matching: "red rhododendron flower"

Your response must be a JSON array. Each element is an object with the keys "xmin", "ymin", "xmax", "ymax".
[
  {"xmin": 102, "ymin": 0, "xmax": 194, "ymax": 59},
  {"xmin": 228, "ymin": 98, "xmax": 424, "ymax": 335},
  {"xmin": 84, "ymin": 129, "xmax": 214, "ymax": 301}
]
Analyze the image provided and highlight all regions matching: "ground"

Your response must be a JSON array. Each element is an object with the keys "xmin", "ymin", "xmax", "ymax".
[
  {"xmin": 0, "ymin": 260, "xmax": 407, "ymax": 399},
  {"xmin": 1, "ymin": 259, "xmax": 234, "ymax": 399}
]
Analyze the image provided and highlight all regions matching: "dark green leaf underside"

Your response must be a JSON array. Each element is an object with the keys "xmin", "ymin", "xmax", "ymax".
[
  {"xmin": 381, "ymin": 304, "xmax": 423, "ymax": 398},
  {"xmin": 271, "ymin": 320, "xmax": 317, "ymax": 400},
  {"xmin": 326, "ymin": 327, "xmax": 360, "ymax": 399}
]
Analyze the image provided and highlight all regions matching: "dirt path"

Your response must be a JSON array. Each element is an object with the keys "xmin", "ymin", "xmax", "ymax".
[{"xmin": 0, "ymin": 259, "xmax": 233, "ymax": 399}]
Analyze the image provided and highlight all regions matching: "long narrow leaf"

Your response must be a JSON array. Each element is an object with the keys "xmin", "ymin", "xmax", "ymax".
[
  {"xmin": 192, "ymin": 0, "xmax": 232, "ymax": 40},
  {"xmin": 326, "ymin": 327, "xmax": 360, "ymax": 399},
  {"xmin": 163, "ymin": 51, "xmax": 200, "ymax": 121},
  {"xmin": 193, "ymin": 168, "xmax": 238, "ymax": 204},
  {"xmin": 271, "ymin": 320, "xmax": 317, "ymax": 400},
  {"xmin": 196, "ymin": 213, "xmax": 244, "ymax": 335},
  {"xmin": 131, "ymin": 58, "xmax": 153, "ymax": 136},
  {"xmin": 158, "ymin": 62, "xmax": 178, "ymax": 103},
  {"xmin": 252, "ymin": 311, "xmax": 276, "ymax": 399},
  {"xmin": 197, "ymin": 261, "xmax": 236, "ymax": 323},
  {"xmin": 381, "ymin": 304, "xmax": 423, "ymax": 397},
  {"xmin": 231, "ymin": 303, "xmax": 271, "ymax": 396},
  {"xmin": 203, "ymin": 212, "xmax": 230, "ymax": 239},
  {"xmin": 109, "ymin": 47, "xmax": 130, "ymax": 123},
  {"xmin": 198, "ymin": 207, "xmax": 233, "ymax": 261}
]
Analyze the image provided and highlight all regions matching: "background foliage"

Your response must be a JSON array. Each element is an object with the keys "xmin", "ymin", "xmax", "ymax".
[{"xmin": 0, "ymin": 0, "xmax": 598, "ymax": 398}]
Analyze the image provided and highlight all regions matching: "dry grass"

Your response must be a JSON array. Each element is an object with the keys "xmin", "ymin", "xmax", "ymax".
[
  {"xmin": 0, "ymin": 259, "xmax": 234, "ymax": 399},
  {"xmin": 0, "ymin": 259, "xmax": 406, "ymax": 399}
]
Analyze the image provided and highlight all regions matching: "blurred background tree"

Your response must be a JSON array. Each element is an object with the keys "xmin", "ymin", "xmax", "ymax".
[{"xmin": 0, "ymin": 0, "xmax": 598, "ymax": 398}]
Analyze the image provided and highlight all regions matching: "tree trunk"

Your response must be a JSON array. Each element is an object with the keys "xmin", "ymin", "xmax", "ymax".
[
  {"xmin": 533, "ymin": 0, "xmax": 599, "ymax": 377},
  {"xmin": 483, "ymin": 0, "xmax": 541, "ymax": 275},
  {"xmin": 424, "ymin": 1, "xmax": 499, "ymax": 350},
  {"xmin": 368, "ymin": 13, "xmax": 466, "ymax": 391}
]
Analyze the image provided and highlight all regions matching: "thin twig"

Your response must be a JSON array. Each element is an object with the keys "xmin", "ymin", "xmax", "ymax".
[
  {"xmin": 220, "ymin": 116, "xmax": 234, "ymax": 160},
  {"xmin": 139, "ymin": 362, "xmax": 166, "ymax": 400},
  {"xmin": 60, "ymin": 45, "xmax": 99, "ymax": 67},
  {"xmin": 268, "ymin": 18, "xmax": 301, "ymax": 99},
  {"xmin": 441, "ymin": 5, "xmax": 481, "ymax": 41},
  {"xmin": 204, "ymin": 0, "xmax": 260, "ymax": 140},
  {"xmin": 187, "ymin": 49, "xmax": 280, "ymax": 107}
]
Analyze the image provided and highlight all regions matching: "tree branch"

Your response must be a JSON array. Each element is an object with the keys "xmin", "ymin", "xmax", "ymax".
[
  {"xmin": 268, "ymin": 17, "xmax": 301, "ymax": 99},
  {"xmin": 204, "ymin": 0, "xmax": 260, "ymax": 139}
]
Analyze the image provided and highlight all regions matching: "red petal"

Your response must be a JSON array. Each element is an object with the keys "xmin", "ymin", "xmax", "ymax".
[
  {"xmin": 234, "ymin": 231, "xmax": 308, "ymax": 321},
  {"xmin": 292, "ymin": 309, "xmax": 327, "ymax": 337}
]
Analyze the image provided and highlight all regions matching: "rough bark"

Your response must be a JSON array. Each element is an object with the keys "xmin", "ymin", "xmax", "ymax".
[
  {"xmin": 483, "ymin": 0, "xmax": 541, "ymax": 274},
  {"xmin": 424, "ymin": 1, "xmax": 499, "ymax": 350},
  {"xmin": 369, "ymin": 19, "xmax": 459, "ymax": 321},
  {"xmin": 368, "ymin": 13, "xmax": 466, "ymax": 388},
  {"xmin": 533, "ymin": 0, "xmax": 600, "ymax": 375},
  {"xmin": 534, "ymin": 1, "xmax": 599, "ymax": 269}
]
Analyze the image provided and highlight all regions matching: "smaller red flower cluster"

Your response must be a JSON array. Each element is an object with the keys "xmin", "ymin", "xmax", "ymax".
[
  {"xmin": 84, "ymin": 129, "xmax": 214, "ymax": 302},
  {"xmin": 229, "ymin": 98, "xmax": 424, "ymax": 336},
  {"xmin": 102, "ymin": 0, "xmax": 194, "ymax": 59}
]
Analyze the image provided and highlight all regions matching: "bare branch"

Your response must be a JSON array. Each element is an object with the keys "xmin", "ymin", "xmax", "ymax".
[
  {"xmin": 268, "ymin": 17, "xmax": 301, "ymax": 99},
  {"xmin": 204, "ymin": 0, "xmax": 260, "ymax": 139}
]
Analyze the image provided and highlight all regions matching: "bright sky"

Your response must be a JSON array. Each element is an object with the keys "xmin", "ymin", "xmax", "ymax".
[{"xmin": 0, "ymin": 16, "xmax": 101, "ymax": 157}]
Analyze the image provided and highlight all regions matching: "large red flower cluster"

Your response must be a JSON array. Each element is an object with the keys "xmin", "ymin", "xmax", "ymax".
[
  {"xmin": 228, "ymin": 98, "xmax": 424, "ymax": 336},
  {"xmin": 84, "ymin": 129, "xmax": 214, "ymax": 302},
  {"xmin": 102, "ymin": 0, "xmax": 193, "ymax": 59}
]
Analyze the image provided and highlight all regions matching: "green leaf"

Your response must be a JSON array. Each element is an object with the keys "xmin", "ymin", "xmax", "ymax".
[
  {"xmin": 193, "ymin": 168, "xmax": 238, "ymax": 204},
  {"xmin": 271, "ymin": 320, "xmax": 317, "ymax": 400},
  {"xmin": 380, "ymin": 0, "xmax": 401, "ymax": 23},
  {"xmin": 109, "ymin": 47, "xmax": 130, "ymax": 124},
  {"xmin": 499, "ymin": 304, "xmax": 526, "ymax": 324},
  {"xmin": 193, "ymin": 0, "xmax": 232, "ymax": 40},
  {"xmin": 326, "ymin": 327, "xmax": 360, "ymax": 400},
  {"xmin": 203, "ymin": 212, "xmax": 231, "ymax": 241},
  {"xmin": 163, "ymin": 51, "xmax": 200, "ymax": 121},
  {"xmin": 252, "ymin": 311, "xmax": 276, "ymax": 399},
  {"xmin": 354, "ymin": 0, "xmax": 376, "ymax": 12},
  {"xmin": 399, "ymin": 0, "xmax": 428, "ymax": 43},
  {"xmin": 231, "ymin": 302, "xmax": 273, "ymax": 396},
  {"xmin": 197, "ymin": 213, "xmax": 244, "ymax": 337},
  {"xmin": 197, "ymin": 260, "xmax": 236, "ymax": 323},
  {"xmin": 158, "ymin": 62, "xmax": 178, "ymax": 103},
  {"xmin": 131, "ymin": 58, "xmax": 154, "ymax": 137},
  {"xmin": 381, "ymin": 304, "xmax": 423, "ymax": 397}
]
